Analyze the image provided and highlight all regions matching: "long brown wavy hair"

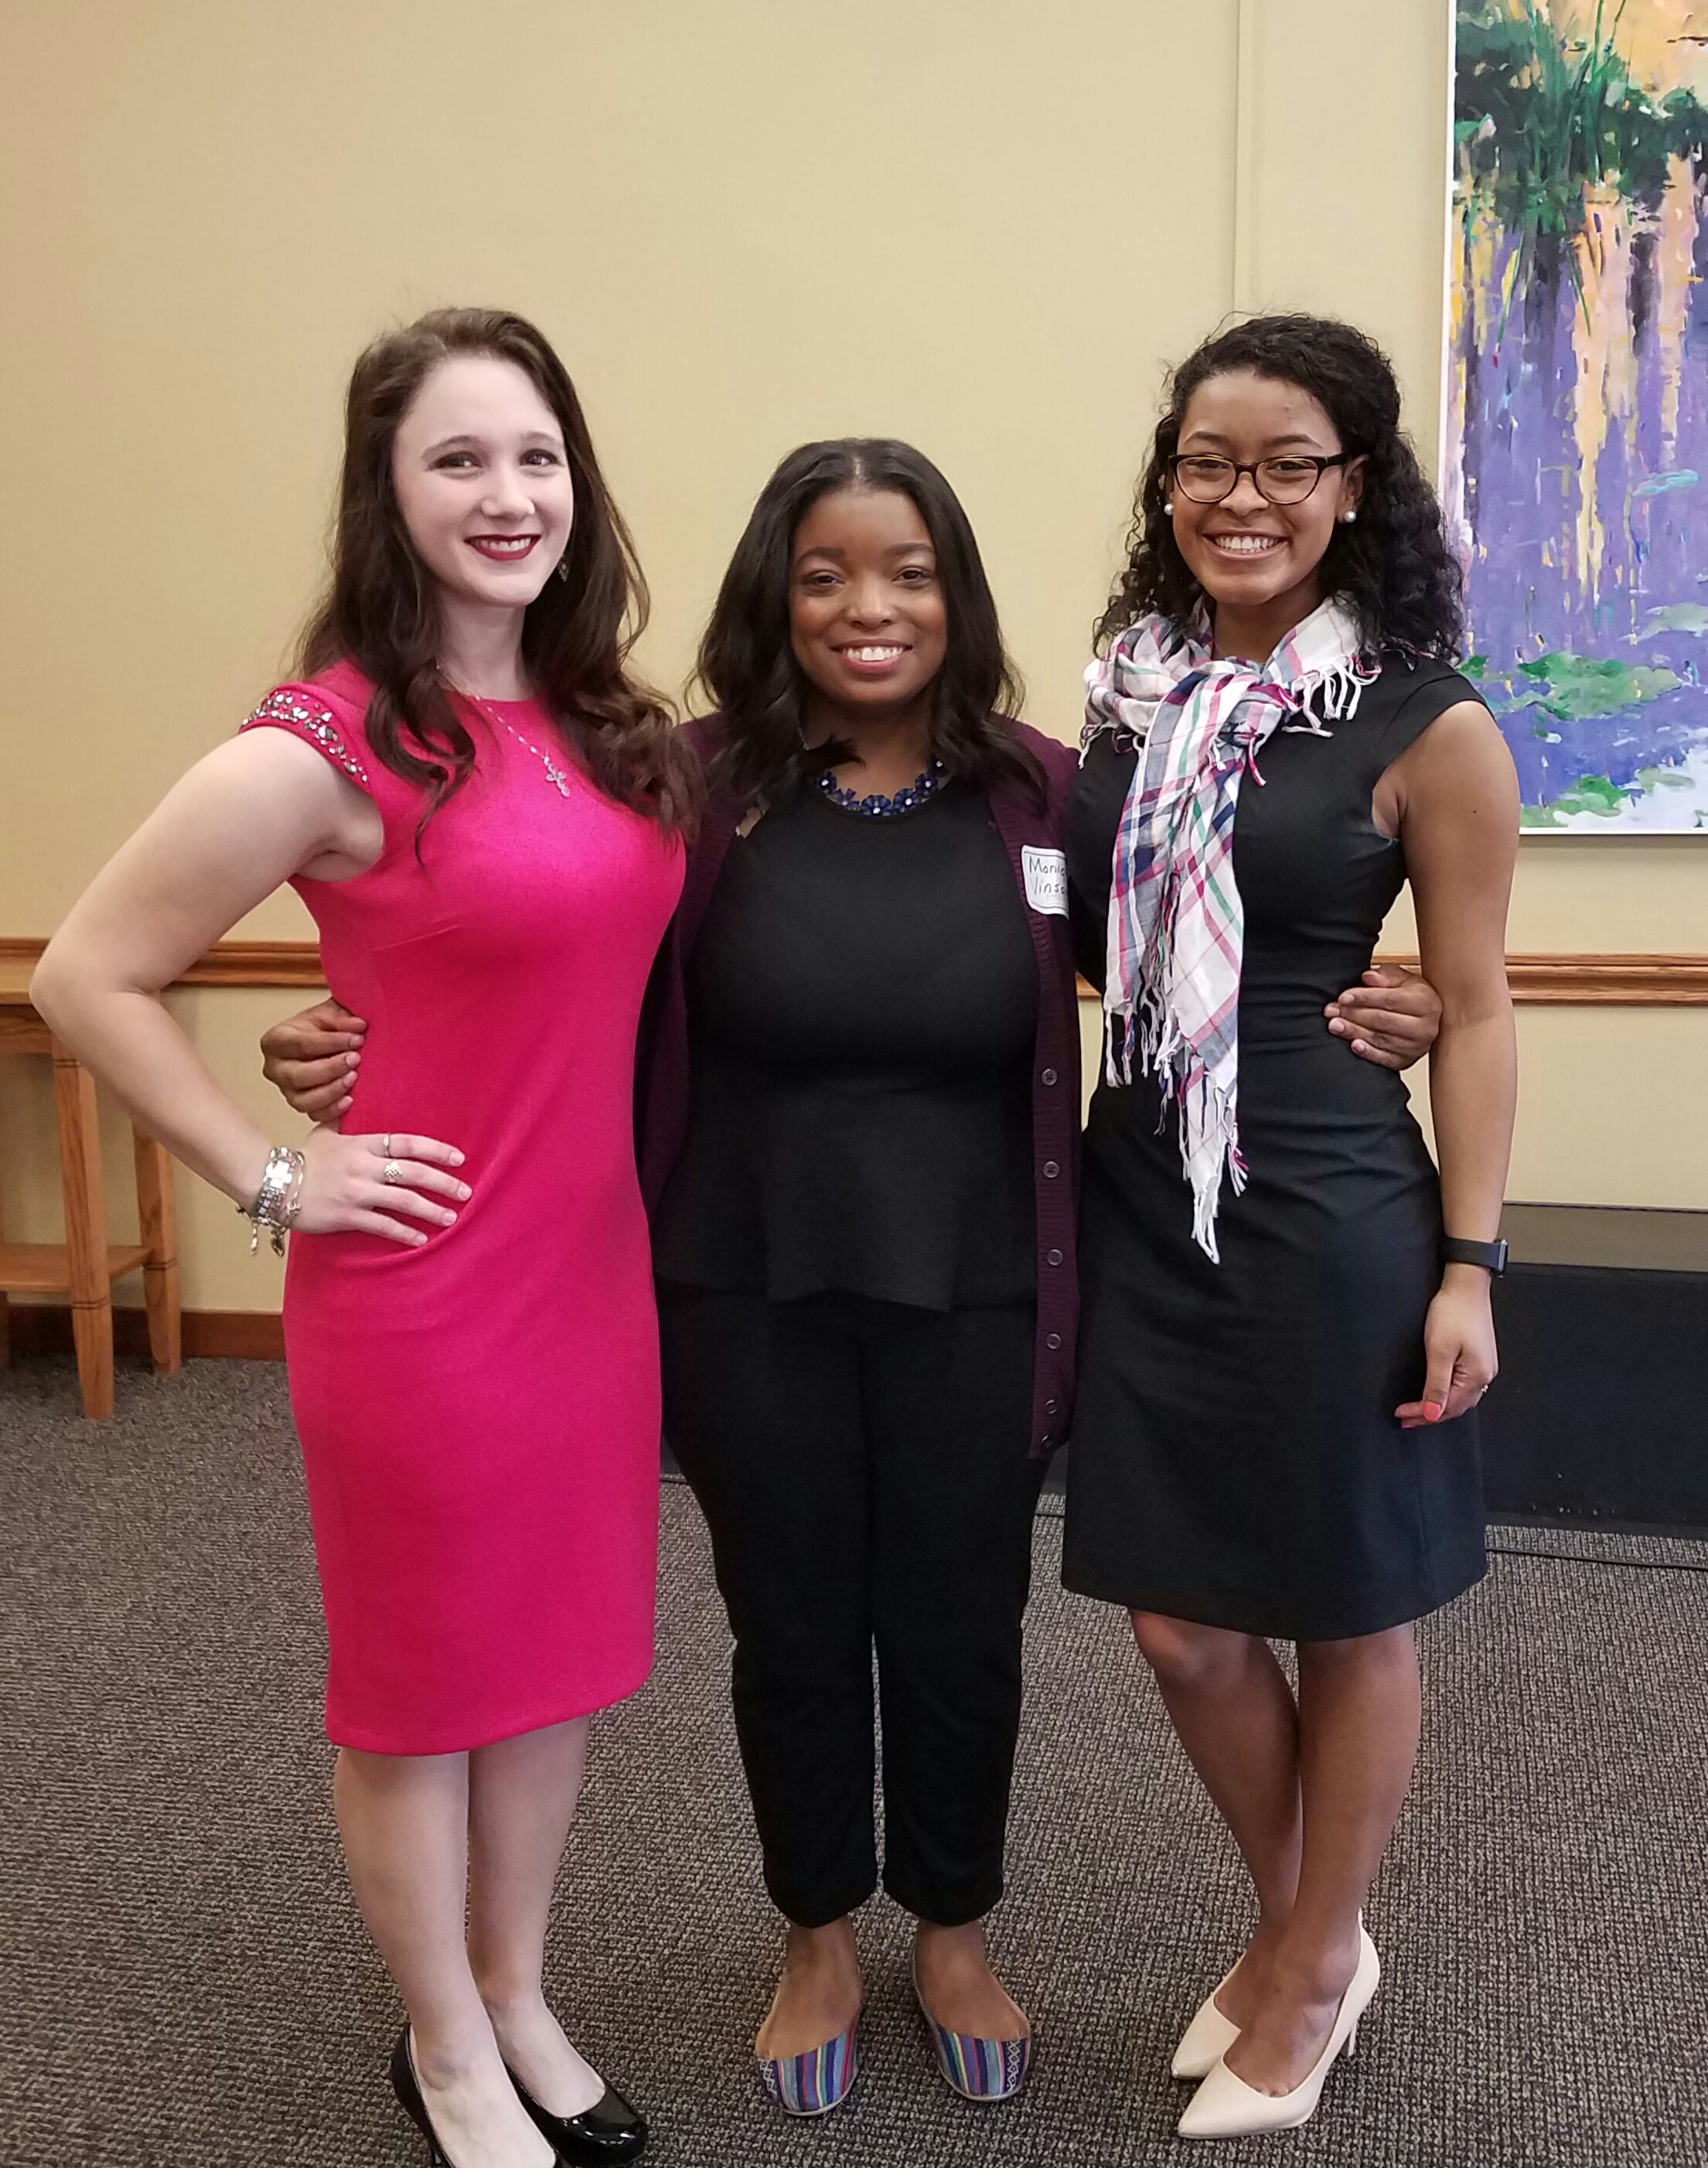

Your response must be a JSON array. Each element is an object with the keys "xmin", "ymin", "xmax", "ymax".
[{"xmin": 298, "ymin": 306, "xmax": 698, "ymax": 836}]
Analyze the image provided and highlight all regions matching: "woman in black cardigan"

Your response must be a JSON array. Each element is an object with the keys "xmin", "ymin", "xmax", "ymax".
[{"xmin": 643, "ymin": 441, "xmax": 1079, "ymax": 2114}]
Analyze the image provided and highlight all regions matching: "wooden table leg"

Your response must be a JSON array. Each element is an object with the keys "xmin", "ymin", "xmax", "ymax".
[
  {"xmin": 133, "ymin": 1128, "xmax": 182, "ymax": 1374},
  {"xmin": 50, "ymin": 1037, "xmax": 114, "ymax": 1420}
]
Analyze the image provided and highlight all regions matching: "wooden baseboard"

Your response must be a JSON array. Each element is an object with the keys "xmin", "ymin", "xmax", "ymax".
[{"xmin": 5, "ymin": 1304, "xmax": 284, "ymax": 1361}]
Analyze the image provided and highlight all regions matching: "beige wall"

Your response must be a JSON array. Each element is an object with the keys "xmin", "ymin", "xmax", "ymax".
[{"xmin": 2, "ymin": 0, "xmax": 1703, "ymax": 1313}]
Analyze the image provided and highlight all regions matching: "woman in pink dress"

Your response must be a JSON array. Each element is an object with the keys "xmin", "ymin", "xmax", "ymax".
[{"xmin": 33, "ymin": 307, "xmax": 696, "ymax": 2168}]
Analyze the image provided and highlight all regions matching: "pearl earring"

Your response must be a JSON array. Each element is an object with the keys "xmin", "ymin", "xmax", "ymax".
[
  {"xmin": 1164, "ymin": 500, "xmax": 1175, "ymax": 516},
  {"xmin": 1341, "ymin": 510, "xmax": 1358, "ymax": 524}
]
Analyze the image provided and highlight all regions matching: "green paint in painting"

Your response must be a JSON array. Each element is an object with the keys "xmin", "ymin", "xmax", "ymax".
[
  {"xmin": 1639, "ymin": 604, "xmax": 1708, "ymax": 634},
  {"xmin": 1521, "ymin": 762, "xmax": 1704, "ymax": 826},
  {"xmin": 1520, "ymin": 772, "xmax": 1633, "ymax": 825},
  {"xmin": 1515, "ymin": 651, "xmax": 1682, "ymax": 719},
  {"xmin": 1457, "ymin": 2, "xmax": 1708, "ymax": 256}
]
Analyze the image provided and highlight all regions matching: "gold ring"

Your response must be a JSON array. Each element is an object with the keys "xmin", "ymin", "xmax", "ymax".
[{"xmin": 380, "ymin": 1133, "xmax": 393, "ymax": 1157}]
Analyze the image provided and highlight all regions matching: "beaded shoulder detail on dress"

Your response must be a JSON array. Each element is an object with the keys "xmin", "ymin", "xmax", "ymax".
[{"xmin": 241, "ymin": 688, "xmax": 370, "ymax": 786}]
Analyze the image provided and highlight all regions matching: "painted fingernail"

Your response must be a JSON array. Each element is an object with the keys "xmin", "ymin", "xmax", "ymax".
[{"xmin": 1423, "ymin": 1402, "xmax": 1444, "ymax": 1421}]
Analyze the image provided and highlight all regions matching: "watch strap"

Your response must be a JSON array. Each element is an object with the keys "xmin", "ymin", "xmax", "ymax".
[{"xmin": 1443, "ymin": 1235, "xmax": 1509, "ymax": 1276}]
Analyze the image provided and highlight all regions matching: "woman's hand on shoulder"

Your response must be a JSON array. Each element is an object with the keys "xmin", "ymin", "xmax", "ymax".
[
  {"xmin": 295, "ymin": 1127, "xmax": 469, "ymax": 1248},
  {"xmin": 1396, "ymin": 1266, "xmax": 1497, "ymax": 1429},
  {"xmin": 1325, "ymin": 962, "xmax": 1441, "ymax": 1071},
  {"xmin": 261, "ymin": 998, "xmax": 366, "ymax": 1121}
]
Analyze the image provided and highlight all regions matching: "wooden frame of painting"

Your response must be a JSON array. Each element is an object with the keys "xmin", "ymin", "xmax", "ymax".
[{"xmin": 1444, "ymin": 0, "xmax": 1708, "ymax": 833}]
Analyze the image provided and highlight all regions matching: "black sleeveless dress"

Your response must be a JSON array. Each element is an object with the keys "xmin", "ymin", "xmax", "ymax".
[{"xmin": 1061, "ymin": 658, "xmax": 1487, "ymax": 1641}]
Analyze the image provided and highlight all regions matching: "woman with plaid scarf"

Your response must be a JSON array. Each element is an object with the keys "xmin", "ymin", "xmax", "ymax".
[{"xmin": 1063, "ymin": 315, "xmax": 1518, "ymax": 2140}]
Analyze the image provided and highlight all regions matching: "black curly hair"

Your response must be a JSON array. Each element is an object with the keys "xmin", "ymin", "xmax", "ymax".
[
  {"xmin": 1097, "ymin": 313, "xmax": 1465, "ymax": 661},
  {"xmin": 694, "ymin": 438, "xmax": 1042, "ymax": 808}
]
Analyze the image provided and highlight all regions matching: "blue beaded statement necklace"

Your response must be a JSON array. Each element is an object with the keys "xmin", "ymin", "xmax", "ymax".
[{"xmin": 816, "ymin": 758, "xmax": 947, "ymax": 819}]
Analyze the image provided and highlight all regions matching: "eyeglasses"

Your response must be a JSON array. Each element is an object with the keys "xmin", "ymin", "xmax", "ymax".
[{"xmin": 1167, "ymin": 452, "xmax": 1358, "ymax": 506}]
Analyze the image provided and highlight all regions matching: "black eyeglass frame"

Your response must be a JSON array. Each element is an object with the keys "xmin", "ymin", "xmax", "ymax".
[{"xmin": 1165, "ymin": 451, "xmax": 1362, "ymax": 506}]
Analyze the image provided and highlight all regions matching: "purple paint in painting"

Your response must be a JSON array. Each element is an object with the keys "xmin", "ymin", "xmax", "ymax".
[{"xmin": 1447, "ymin": 2, "xmax": 1708, "ymax": 832}]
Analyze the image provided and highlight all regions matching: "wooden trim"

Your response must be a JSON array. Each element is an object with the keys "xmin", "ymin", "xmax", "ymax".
[
  {"xmin": 0, "ymin": 1009, "xmax": 51, "ymax": 1054},
  {"xmin": 172, "ymin": 940, "xmax": 326, "ymax": 987},
  {"xmin": 1077, "ymin": 955, "xmax": 1708, "ymax": 1006},
  {"xmin": 0, "ymin": 936, "xmax": 325, "ymax": 988},
  {"xmin": 1396, "ymin": 953, "xmax": 1708, "ymax": 1006},
  {"xmin": 6, "ymin": 934, "xmax": 1706, "ymax": 1004},
  {"xmin": 7, "ymin": 1304, "xmax": 284, "ymax": 1362}
]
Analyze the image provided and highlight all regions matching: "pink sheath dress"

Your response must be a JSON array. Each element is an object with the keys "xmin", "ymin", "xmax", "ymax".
[{"xmin": 242, "ymin": 663, "xmax": 684, "ymax": 1754}]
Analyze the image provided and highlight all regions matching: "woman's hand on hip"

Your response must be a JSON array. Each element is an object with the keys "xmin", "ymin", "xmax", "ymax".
[
  {"xmin": 1396, "ymin": 1267, "xmax": 1497, "ymax": 1428},
  {"xmin": 261, "ymin": 997, "xmax": 366, "ymax": 1121},
  {"xmin": 294, "ymin": 1127, "xmax": 468, "ymax": 1247},
  {"xmin": 1325, "ymin": 963, "xmax": 1443, "ymax": 1072}
]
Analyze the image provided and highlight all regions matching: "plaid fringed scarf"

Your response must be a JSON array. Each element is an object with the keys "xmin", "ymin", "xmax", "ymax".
[{"xmin": 1082, "ymin": 598, "xmax": 1375, "ymax": 1260}]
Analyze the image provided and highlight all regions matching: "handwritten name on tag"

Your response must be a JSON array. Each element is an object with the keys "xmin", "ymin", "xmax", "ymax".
[{"xmin": 1022, "ymin": 845, "xmax": 1069, "ymax": 918}]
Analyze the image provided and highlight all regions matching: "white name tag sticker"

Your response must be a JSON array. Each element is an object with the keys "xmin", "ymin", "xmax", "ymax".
[{"xmin": 1022, "ymin": 845, "xmax": 1069, "ymax": 918}]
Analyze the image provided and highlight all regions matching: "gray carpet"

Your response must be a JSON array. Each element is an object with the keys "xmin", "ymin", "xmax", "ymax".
[{"xmin": 3, "ymin": 1356, "xmax": 1706, "ymax": 2167}]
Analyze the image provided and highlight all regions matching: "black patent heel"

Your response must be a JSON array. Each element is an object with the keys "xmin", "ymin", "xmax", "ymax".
[
  {"xmin": 388, "ymin": 2028, "xmax": 456, "ymax": 2165},
  {"xmin": 508, "ymin": 2064, "xmax": 649, "ymax": 2163}
]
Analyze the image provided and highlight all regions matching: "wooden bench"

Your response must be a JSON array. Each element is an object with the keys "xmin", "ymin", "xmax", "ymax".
[{"xmin": 0, "ymin": 965, "xmax": 180, "ymax": 1416}]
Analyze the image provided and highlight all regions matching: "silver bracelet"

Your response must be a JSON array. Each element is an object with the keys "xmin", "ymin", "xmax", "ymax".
[{"xmin": 239, "ymin": 1144, "xmax": 306, "ymax": 1257}]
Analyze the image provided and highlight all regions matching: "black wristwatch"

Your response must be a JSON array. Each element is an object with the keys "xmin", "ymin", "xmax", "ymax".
[{"xmin": 1443, "ymin": 1236, "xmax": 1509, "ymax": 1277}]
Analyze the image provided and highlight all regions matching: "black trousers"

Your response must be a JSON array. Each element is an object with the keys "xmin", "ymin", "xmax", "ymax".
[{"xmin": 657, "ymin": 1286, "xmax": 1046, "ymax": 1929}]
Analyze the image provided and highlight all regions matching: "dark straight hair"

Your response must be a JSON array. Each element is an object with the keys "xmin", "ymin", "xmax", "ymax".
[
  {"xmin": 299, "ymin": 305, "xmax": 698, "ymax": 836},
  {"xmin": 1099, "ymin": 312, "xmax": 1465, "ymax": 662},
  {"xmin": 693, "ymin": 437, "xmax": 1042, "ymax": 806}
]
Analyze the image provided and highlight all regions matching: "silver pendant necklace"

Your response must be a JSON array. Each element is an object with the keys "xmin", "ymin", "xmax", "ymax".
[
  {"xmin": 448, "ymin": 680, "xmax": 573, "ymax": 798},
  {"xmin": 497, "ymin": 711, "xmax": 573, "ymax": 797}
]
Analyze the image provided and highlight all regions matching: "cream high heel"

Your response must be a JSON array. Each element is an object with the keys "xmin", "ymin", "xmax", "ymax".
[
  {"xmin": 1176, "ymin": 1924, "xmax": 1379, "ymax": 2140},
  {"xmin": 1171, "ymin": 1967, "xmax": 1241, "ymax": 2081}
]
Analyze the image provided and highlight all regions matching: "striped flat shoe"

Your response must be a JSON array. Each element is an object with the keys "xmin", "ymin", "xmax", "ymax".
[
  {"xmin": 755, "ymin": 2020, "xmax": 861, "ymax": 2116},
  {"xmin": 912, "ymin": 1958, "xmax": 1033, "ymax": 2104}
]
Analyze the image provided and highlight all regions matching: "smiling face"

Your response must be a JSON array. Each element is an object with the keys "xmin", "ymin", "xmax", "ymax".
[
  {"xmin": 789, "ymin": 487, "xmax": 949, "ymax": 724},
  {"xmin": 390, "ymin": 353, "xmax": 574, "ymax": 613},
  {"xmin": 1169, "ymin": 369, "xmax": 1364, "ymax": 647}
]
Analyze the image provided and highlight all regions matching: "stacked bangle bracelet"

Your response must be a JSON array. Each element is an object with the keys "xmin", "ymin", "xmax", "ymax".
[{"xmin": 239, "ymin": 1144, "xmax": 306, "ymax": 1256}]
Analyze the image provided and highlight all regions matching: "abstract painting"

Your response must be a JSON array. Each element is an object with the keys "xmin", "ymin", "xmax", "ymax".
[{"xmin": 1446, "ymin": 0, "xmax": 1708, "ymax": 830}]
